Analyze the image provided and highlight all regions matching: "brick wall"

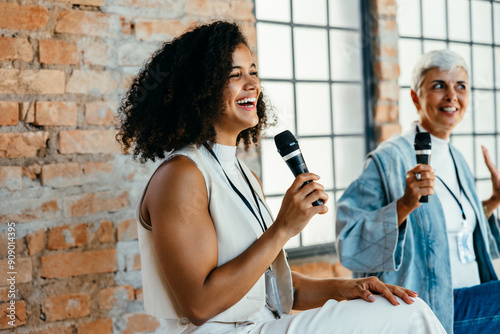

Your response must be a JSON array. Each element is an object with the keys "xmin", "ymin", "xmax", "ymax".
[{"xmin": 0, "ymin": 0, "xmax": 255, "ymax": 332}]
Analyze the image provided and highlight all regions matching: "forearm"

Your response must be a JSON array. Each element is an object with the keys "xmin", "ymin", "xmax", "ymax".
[{"xmin": 291, "ymin": 272, "xmax": 350, "ymax": 310}]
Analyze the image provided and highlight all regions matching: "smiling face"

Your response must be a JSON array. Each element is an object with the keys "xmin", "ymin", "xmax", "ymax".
[
  {"xmin": 411, "ymin": 67, "xmax": 469, "ymax": 139},
  {"xmin": 214, "ymin": 43, "xmax": 261, "ymax": 145}
]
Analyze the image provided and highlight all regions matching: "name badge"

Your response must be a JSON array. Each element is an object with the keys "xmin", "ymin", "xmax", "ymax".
[
  {"xmin": 457, "ymin": 227, "xmax": 475, "ymax": 264},
  {"xmin": 265, "ymin": 269, "xmax": 283, "ymax": 318}
]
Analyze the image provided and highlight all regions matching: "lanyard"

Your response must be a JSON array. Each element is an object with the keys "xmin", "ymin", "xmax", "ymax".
[{"xmin": 204, "ymin": 143, "xmax": 268, "ymax": 233}]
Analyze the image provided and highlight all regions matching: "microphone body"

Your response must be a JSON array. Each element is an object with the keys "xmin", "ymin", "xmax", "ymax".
[
  {"xmin": 274, "ymin": 130, "xmax": 323, "ymax": 206},
  {"xmin": 414, "ymin": 132, "xmax": 432, "ymax": 203}
]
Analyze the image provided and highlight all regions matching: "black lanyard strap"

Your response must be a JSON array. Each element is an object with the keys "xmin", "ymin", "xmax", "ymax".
[{"xmin": 204, "ymin": 143, "xmax": 268, "ymax": 233}]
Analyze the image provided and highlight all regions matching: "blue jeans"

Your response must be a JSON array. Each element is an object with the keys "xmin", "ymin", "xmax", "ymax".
[{"xmin": 454, "ymin": 280, "xmax": 500, "ymax": 334}]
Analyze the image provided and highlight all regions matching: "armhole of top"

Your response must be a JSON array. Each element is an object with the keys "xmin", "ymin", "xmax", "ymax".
[{"xmin": 138, "ymin": 152, "xmax": 206, "ymax": 230}]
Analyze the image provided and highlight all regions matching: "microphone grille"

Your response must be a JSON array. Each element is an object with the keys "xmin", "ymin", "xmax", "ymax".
[
  {"xmin": 274, "ymin": 130, "xmax": 299, "ymax": 157},
  {"xmin": 414, "ymin": 132, "xmax": 431, "ymax": 150}
]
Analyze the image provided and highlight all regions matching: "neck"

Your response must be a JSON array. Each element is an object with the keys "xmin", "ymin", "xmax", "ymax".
[
  {"xmin": 214, "ymin": 129, "xmax": 239, "ymax": 147},
  {"xmin": 418, "ymin": 121, "xmax": 451, "ymax": 140}
]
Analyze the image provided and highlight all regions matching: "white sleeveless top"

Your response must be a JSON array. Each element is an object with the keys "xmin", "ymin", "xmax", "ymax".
[{"xmin": 136, "ymin": 144, "xmax": 294, "ymax": 333}]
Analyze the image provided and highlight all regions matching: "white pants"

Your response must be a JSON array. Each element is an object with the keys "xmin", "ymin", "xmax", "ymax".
[{"xmin": 187, "ymin": 297, "xmax": 445, "ymax": 334}]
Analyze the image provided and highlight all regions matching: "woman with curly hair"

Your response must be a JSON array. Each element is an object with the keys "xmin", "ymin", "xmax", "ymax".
[{"xmin": 117, "ymin": 21, "xmax": 445, "ymax": 333}]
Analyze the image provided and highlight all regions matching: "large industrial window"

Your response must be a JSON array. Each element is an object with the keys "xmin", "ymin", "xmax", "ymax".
[
  {"xmin": 254, "ymin": 0, "xmax": 369, "ymax": 257},
  {"xmin": 397, "ymin": 0, "xmax": 500, "ymax": 203}
]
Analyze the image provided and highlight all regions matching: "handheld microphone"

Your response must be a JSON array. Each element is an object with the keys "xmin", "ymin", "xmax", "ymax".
[
  {"xmin": 414, "ymin": 132, "xmax": 432, "ymax": 203},
  {"xmin": 274, "ymin": 130, "xmax": 323, "ymax": 206}
]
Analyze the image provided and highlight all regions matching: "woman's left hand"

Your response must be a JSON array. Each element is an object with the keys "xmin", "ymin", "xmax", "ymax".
[
  {"xmin": 482, "ymin": 146, "xmax": 500, "ymax": 214},
  {"xmin": 334, "ymin": 276, "xmax": 418, "ymax": 306}
]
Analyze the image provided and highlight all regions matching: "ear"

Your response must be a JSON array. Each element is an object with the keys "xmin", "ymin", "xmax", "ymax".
[{"xmin": 410, "ymin": 90, "xmax": 420, "ymax": 111}]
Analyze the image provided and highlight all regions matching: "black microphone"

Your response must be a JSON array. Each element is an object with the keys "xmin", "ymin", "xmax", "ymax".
[
  {"xmin": 414, "ymin": 132, "xmax": 432, "ymax": 203},
  {"xmin": 274, "ymin": 130, "xmax": 323, "ymax": 206}
]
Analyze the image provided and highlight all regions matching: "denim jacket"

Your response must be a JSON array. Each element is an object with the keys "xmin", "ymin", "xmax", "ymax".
[{"xmin": 336, "ymin": 135, "xmax": 500, "ymax": 333}]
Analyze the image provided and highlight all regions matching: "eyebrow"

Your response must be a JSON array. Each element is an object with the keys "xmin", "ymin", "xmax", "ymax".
[
  {"xmin": 430, "ymin": 79, "xmax": 467, "ymax": 84},
  {"xmin": 231, "ymin": 63, "xmax": 257, "ymax": 70}
]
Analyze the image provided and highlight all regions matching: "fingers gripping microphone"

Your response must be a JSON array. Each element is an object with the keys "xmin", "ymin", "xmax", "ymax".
[
  {"xmin": 414, "ymin": 132, "xmax": 432, "ymax": 203},
  {"xmin": 274, "ymin": 130, "xmax": 323, "ymax": 206}
]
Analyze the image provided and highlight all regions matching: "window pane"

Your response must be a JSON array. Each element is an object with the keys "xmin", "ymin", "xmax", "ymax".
[
  {"xmin": 302, "ymin": 191, "xmax": 335, "ymax": 246},
  {"xmin": 261, "ymin": 81, "xmax": 295, "ymax": 137},
  {"xmin": 450, "ymin": 135, "xmax": 474, "ymax": 171},
  {"xmin": 329, "ymin": 0, "xmax": 360, "ymax": 29},
  {"xmin": 496, "ymin": 47, "xmax": 500, "ymax": 88},
  {"xmin": 330, "ymin": 30, "xmax": 362, "ymax": 80},
  {"xmin": 257, "ymin": 23, "xmax": 293, "ymax": 79},
  {"xmin": 399, "ymin": 88, "xmax": 418, "ymax": 133},
  {"xmin": 261, "ymin": 138, "xmax": 295, "ymax": 195},
  {"xmin": 397, "ymin": 0, "xmax": 421, "ymax": 37},
  {"xmin": 472, "ymin": 45, "xmax": 494, "ymax": 89},
  {"xmin": 449, "ymin": 43, "xmax": 471, "ymax": 73},
  {"xmin": 332, "ymin": 84, "xmax": 364, "ymax": 134},
  {"xmin": 448, "ymin": 0, "xmax": 470, "ymax": 42},
  {"xmin": 422, "ymin": 0, "xmax": 446, "ymax": 39},
  {"xmin": 472, "ymin": 0, "xmax": 492, "ymax": 44},
  {"xmin": 495, "ymin": 3, "xmax": 500, "ymax": 45},
  {"xmin": 294, "ymin": 28, "xmax": 329, "ymax": 80},
  {"xmin": 296, "ymin": 83, "xmax": 331, "ymax": 136},
  {"xmin": 300, "ymin": 138, "xmax": 334, "ymax": 189},
  {"xmin": 475, "ymin": 136, "xmax": 496, "ymax": 179},
  {"xmin": 474, "ymin": 91, "xmax": 495, "ymax": 134},
  {"xmin": 398, "ymin": 38, "xmax": 422, "ymax": 86},
  {"xmin": 334, "ymin": 137, "xmax": 364, "ymax": 189},
  {"xmin": 423, "ymin": 40, "xmax": 447, "ymax": 54},
  {"xmin": 293, "ymin": 0, "xmax": 327, "ymax": 26},
  {"xmin": 497, "ymin": 92, "xmax": 500, "ymax": 133},
  {"xmin": 255, "ymin": 0, "xmax": 290, "ymax": 22}
]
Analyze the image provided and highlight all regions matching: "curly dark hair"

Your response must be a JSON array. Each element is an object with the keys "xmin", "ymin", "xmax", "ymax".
[{"xmin": 116, "ymin": 21, "xmax": 272, "ymax": 163}]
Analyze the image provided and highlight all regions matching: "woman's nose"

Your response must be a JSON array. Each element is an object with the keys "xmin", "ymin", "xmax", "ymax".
[
  {"xmin": 445, "ymin": 87, "xmax": 458, "ymax": 101},
  {"xmin": 244, "ymin": 75, "xmax": 259, "ymax": 91}
]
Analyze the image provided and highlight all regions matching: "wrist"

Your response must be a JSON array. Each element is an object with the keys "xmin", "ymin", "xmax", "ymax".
[{"xmin": 483, "ymin": 196, "xmax": 500, "ymax": 218}]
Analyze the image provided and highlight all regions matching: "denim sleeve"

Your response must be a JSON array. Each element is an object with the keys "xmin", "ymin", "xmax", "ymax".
[{"xmin": 336, "ymin": 158, "xmax": 406, "ymax": 273}]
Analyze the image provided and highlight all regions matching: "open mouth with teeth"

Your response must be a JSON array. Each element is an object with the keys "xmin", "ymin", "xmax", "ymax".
[
  {"xmin": 440, "ymin": 107, "xmax": 458, "ymax": 114},
  {"xmin": 236, "ymin": 97, "xmax": 257, "ymax": 110}
]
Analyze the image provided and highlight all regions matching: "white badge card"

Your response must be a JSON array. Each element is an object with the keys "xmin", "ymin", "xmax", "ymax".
[
  {"xmin": 457, "ymin": 227, "xmax": 475, "ymax": 264},
  {"xmin": 265, "ymin": 269, "xmax": 283, "ymax": 318}
]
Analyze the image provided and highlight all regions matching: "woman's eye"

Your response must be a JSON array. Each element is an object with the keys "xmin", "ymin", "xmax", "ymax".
[
  {"xmin": 433, "ymin": 83, "xmax": 444, "ymax": 89},
  {"xmin": 229, "ymin": 73, "xmax": 241, "ymax": 78},
  {"xmin": 458, "ymin": 84, "xmax": 466, "ymax": 90},
  {"xmin": 250, "ymin": 71, "xmax": 258, "ymax": 77}
]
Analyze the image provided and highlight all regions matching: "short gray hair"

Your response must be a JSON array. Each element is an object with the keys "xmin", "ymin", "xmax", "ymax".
[{"xmin": 411, "ymin": 49, "xmax": 469, "ymax": 96}]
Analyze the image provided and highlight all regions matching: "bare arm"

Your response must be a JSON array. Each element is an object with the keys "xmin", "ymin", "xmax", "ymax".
[
  {"xmin": 291, "ymin": 271, "xmax": 418, "ymax": 311},
  {"xmin": 482, "ymin": 146, "xmax": 500, "ymax": 217},
  {"xmin": 144, "ymin": 156, "xmax": 328, "ymax": 325}
]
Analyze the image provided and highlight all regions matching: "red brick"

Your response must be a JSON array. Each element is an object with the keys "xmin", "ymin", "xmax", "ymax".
[
  {"xmin": 81, "ymin": 41, "xmax": 110, "ymax": 66},
  {"xmin": 58, "ymin": 130, "xmax": 121, "ymax": 154},
  {"xmin": 0, "ymin": 37, "xmax": 16, "ymax": 61},
  {"xmin": 113, "ymin": 0, "xmax": 175, "ymax": 8},
  {"xmin": 126, "ymin": 253, "xmax": 141, "ymax": 271},
  {"xmin": 375, "ymin": 123, "xmax": 402, "ymax": 143},
  {"xmin": 375, "ymin": 81, "xmax": 399, "ymax": 102},
  {"xmin": 0, "ymin": 300, "xmax": 27, "ymax": 329},
  {"xmin": 51, "ymin": 0, "xmax": 105, "ymax": 6},
  {"xmin": 31, "ymin": 324, "xmax": 73, "ymax": 334},
  {"xmin": 374, "ymin": 104, "xmax": 399, "ymax": 123},
  {"xmin": 0, "ymin": 288, "xmax": 8, "ymax": 302},
  {"xmin": 22, "ymin": 163, "xmax": 41, "ymax": 181},
  {"xmin": 55, "ymin": 10, "xmax": 110, "ymax": 37},
  {"xmin": 48, "ymin": 223, "xmax": 88, "ymax": 250},
  {"xmin": 20, "ymin": 102, "xmax": 35, "ymax": 123},
  {"xmin": 0, "ymin": 4, "xmax": 50, "ymax": 31},
  {"xmin": 84, "ymin": 161, "xmax": 113, "ymax": 175},
  {"xmin": 98, "ymin": 285, "xmax": 134, "ymax": 310},
  {"xmin": 97, "ymin": 220, "xmax": 114, "ymax": 243},
  {"xmin": 134, "ymin": 288, "xmax": 143, "ymax": 301},
  {"xmin": 42, "ymin": 293, "xmax": 90, "ymax": 321},
  {"xmin": 0, "ymin": 37, "xmax": 35, "ymax": 62},
  {"xmin": 69, "ymin": 191, "xmax": 128, "ymax": 217},
  {"xmin": 0, "ymin": 132, "xmax": 49, "ymax": 158},
  {"xmin": 35, "ymin": 101, "xmax": 78, "ymax": 126},
  {"xmin": 85, "ymin": 101, "xmax": 115, "ymax": 125},
  {"xmin": 78, "ymin": 318, "xmax": 113, "ymax": 334},
  {"xmin": 0, "ymin": 101, "xmax": 19, "ymax": 126},
  {"xmin": 26, "ymin": 229, "xmax": 46, "ymax": 256},
  {"xmin": 66, "ymin": 70, "xmax": 119, "ymax": 94},
  {"xmin": 372, "ymin": 0, "xmax": 397, "ymax": 17},
  {"xmin": 39, "ymin": 40, "xmax": 79, "ymax": 65},
  {"xmin": 0, "ymin": 69, "xmax": 65, "ymax": 95},
  {"xmin": 41, "ymin": 162, "xmax": 83, "ymax": 188},
  {"xmin": 0, "ymin": 198, "xmax": 58, "ymax": 223},
  {"xmin": 185, "ymin": 0, "xmax": 255, "ymax": 22},
  {"xmin": 117, "ymin": 218, "xmax": 138, "ymax": 241},
  {"xmin": 41, "ymin": 249, "xmax": 117, "ymax": 278},
  {"xmin": 0, "ymin": 166, "xmax": 22, "ymax": 191},
  {"xmin": 134, "ymin": 19, "xmax": 187, "ymax": 41},
  {"xmin": 374, "ymin": 61, "xmax": 400, "ymax": 80},
  {"xmin": 121, "ymin": 17, "xmax": 132, "ymax": 35},
  {"xmin": 118, "ymin": 43, "xmax": 157, "ymax": 67},
  {"xmin": 0, "ymin": 258, "xmax": 32, "ymax": 286},
  {"xmin": 123, "ymin": 313, "xmax": 160, "ymax": 334}
]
